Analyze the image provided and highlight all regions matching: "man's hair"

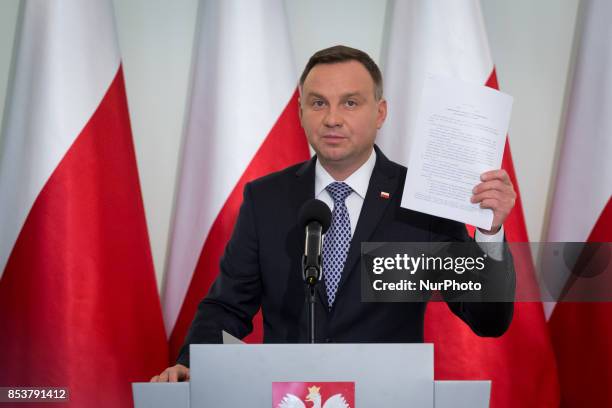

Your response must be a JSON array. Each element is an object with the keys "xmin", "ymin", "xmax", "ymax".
[{"xmin": 299, "ymin": 45, "xmax": 384, "ymax": 100}]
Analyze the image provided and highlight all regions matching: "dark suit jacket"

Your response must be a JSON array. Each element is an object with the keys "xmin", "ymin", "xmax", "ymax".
[{"xmin": 177, "ymin": 146, "xmax": 515, "ymax": 366}]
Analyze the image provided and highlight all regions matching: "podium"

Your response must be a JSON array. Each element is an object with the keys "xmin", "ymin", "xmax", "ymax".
[{"xmin": 133, "ymin": 342, "xmax": 490, "ymax": 407}]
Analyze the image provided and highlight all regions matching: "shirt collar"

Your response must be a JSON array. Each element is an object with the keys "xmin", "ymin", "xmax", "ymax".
[{"xmin": 315, "ymin": 148, "xmax": 376, "ymax": 199}]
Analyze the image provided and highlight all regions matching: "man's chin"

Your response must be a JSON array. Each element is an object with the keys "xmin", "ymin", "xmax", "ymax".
[
  {"xmin": 317, "ymin": 153, "xmax": 351, "ymax": 166},
  {"xmin": 314, "ymin": 145, "xmax": 351, "ymax": 162}
]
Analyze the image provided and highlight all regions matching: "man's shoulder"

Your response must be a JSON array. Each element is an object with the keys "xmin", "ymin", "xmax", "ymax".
[
  {"xmin": 243, "ymin": 147, "xmax": 408, "ymax": 195},
  {"xmin": 386, "ymin": 156, "xmax": 407, "ymax": 175},
  {"xmin": 247, "ymin": 159, "xmax": 311, "ymax": 191},
  {"xmin": 372, "ymin": 145, "xmax": 407, "ymax": 180}
]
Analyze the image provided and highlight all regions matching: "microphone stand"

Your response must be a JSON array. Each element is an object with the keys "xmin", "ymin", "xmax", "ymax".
[
  {"xmin": 306, "ymin": 281, "xmax": 318, "ymax": 344},
  {"xmin": 302, "ymin": 223, "xmax": 323, "ymax": 344}
]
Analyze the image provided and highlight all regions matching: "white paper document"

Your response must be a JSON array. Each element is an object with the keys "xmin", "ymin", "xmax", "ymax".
[
  {"xmin": 222, "ymin": 330, "xmax": 245, "ymax": 344},
  {"xmin": 401, "ymin": 76, "xmax": 513, "ymax": 230}
]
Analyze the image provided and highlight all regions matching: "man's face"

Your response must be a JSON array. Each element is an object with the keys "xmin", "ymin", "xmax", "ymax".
[{"xmin": 299, "ymin": 60, "xmax": 387, "ymax": 171}]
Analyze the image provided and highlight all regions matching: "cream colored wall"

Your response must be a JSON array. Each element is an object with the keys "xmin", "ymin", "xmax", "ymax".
[{"xmin": 0, "ymin": 0, "xmax": 581, "ymax": 289}]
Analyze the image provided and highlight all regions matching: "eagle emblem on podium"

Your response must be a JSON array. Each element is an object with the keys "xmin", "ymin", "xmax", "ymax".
[{"xmin": 274, "ymin": 383, "xmax": 353, "ymax": 408}]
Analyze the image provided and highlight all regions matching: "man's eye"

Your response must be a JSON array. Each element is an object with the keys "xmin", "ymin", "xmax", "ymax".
[
  {"xmin": 345, "ymin": 100, "xmax": 357, "ymax": 107},
  {"xmin": 312, "ymin": 100, "xmax": 326, "ymax": 108}
]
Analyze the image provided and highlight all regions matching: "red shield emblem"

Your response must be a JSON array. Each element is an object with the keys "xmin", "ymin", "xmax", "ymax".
[{"xmin": 272, "ymin": 382, "xmax": 354, "ymax": 407}]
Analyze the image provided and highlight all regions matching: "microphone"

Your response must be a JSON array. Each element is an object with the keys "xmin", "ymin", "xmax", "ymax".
[{"xmin": 298, "ymin": 199, "xmax": 332, "ymax": 286}]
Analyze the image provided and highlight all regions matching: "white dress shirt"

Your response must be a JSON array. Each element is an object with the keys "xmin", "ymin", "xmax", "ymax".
[{"xmin": 314, "ymin": 148, "xmax": 505, "ymax": 260}]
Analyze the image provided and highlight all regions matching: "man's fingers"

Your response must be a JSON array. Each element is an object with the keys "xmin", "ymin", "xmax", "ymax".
[
  {"xmin": 472, "ymin": 191, "xmax": 499, "ymax": 204},
  {"xmin": 471, "ymin": 189, "xmax": 515, "ymax": 204},
  {"xmin": 479, "ymin": 198, "xmax": 499, "ymax": 210},
  {"xmin": 176, "ymin": 365, "xmax": 190, "ymax": 381},
  {"xmin": 150, "ymin": 365, "xmax": 191, "ymax": 383},
  {"xmin": 473, "ymin": 191, "xmax": 515, "ymax": 212},
  {"xmin": 480, "ymin": 169, "xmax": 510, "ymax": 183},
  {"xmin": 158, "ymin": 370, "xmax": 169, "ymax": 382},
  {"xmin": 473, "ymin": 179, "xmax": 511, "ymax": 195}
]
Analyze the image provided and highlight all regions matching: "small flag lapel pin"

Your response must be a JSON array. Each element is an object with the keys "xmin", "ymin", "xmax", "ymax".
[{"xmin": 380, "ymin": 191, "xmax": 390, "ymax": 199}]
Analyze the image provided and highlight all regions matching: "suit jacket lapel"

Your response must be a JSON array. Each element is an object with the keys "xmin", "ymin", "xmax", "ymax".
[
  {"xmin": 290, "ymin": 156, "xmax": 316, "ymax": 211},
  {"xmin": 336, "ymin": 146, "xmax": 400, "ymax": 295},
  {"xmin": 290, "ymin": 147, "xmax": 401, "ymax": 307},
  {"xmin": 289, "ymin": 157, "xmax": 330, "ymax": 306}
]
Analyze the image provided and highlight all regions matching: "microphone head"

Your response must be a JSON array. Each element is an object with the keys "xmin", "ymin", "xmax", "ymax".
[{"xmin": 298, "ymin": 199, "xmax": 332, "ymax": 233}]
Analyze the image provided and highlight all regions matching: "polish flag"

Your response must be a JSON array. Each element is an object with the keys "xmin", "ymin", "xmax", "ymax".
[
  {"xmin": 546, "ymin": 0, "xmax": 612, "ymax": 405},
  {"xmin": 0, "ymin": 1, "xmax": 168, "ymax": 406},
  {"xmin": 378, "ymin": 1, "xmax": 559, "ymax": 406},
  {"xmin": 164, "ymin": 0, "xmax": 309, "ymax": 360}
]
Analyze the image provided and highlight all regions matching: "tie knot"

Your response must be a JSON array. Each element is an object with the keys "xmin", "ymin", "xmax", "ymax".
[{"xmin": 326, "ymin": 182, "xmax": 352, "ymax": 203}]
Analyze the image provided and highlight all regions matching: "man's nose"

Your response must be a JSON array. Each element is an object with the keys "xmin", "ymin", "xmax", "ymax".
[{"xmin": 323, "ymin": 106, "xmax": 343, "ymax": 128}]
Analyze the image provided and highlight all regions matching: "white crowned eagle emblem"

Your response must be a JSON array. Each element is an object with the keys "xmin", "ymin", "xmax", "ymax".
[{"xmin": 277, "ymin": 385, "xmax": 350, "ymax": 408}]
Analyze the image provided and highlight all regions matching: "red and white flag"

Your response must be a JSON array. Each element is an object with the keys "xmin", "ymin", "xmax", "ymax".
[
  {"xmin": 164, "ymin": 0, "xmax": 309, "ymax": 360},
  {"xmin": 378, "ymin": 1, "xmax": 559, "ymax": 406},
  {"xmin": 546, "ymin": 0, "xmax": 612, "ymax": 405},
  {"xmin": 0, "ymin": 1, "xmax": 168, "ymax": 406}
]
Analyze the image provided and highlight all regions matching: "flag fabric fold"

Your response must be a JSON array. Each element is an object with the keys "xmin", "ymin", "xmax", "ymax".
[
  {"xmin": 0, "ymin": 1, "xmax": 167, "ymax": 406},
  {"xmin": 547, "ymin": 0, "xmax": 612, "ymax": 405},
  {"xmin": 164, "ymin": 0, "xmax": 310, "ymax": 361},
  {"xmin": 379, "ymin": 1, "xmax": 560, "ymax": 406}
]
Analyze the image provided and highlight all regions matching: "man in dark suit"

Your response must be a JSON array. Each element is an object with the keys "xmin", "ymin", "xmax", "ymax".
[{"xmin": 152, "ymin": 45, "xmax": 516, "ymax": 382}]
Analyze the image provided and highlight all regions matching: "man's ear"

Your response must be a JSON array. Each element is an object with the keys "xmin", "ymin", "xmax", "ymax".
[
  {"xmin": 298, "ymin": 96, "xmax": 303, "ymax": 121},
  {"xmin": 376, "ymin": 98, "xmax": 387, "ymax": 129}
]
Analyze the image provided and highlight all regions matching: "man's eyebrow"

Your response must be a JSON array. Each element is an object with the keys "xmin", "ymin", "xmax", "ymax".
[
  {"xmin": 304, "ymin": 92, "xmax": 326, "ymax": 99},
  {"xmin": 342, "ymin": 92, "xmax": 364, "ymax": 99},
  {"xmin": 304, "ymin": 91, "xmax": 365, "ymax": 99}
]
